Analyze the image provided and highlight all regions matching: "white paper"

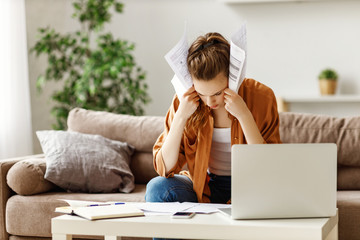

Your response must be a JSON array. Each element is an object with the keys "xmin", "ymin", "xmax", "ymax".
[
  {"xmin": 183, "ymin": 203, "xmax": 231, "ymax": 214},
  {"xmin": 164, "ymin": 25, "xmax": 193, "ymax": 98},
  {"xmin": 59, "ymin": 199, "xmax": 104, "ymax": 208},
  {"xmin": 58, "ymin": 199, "xmax": 124, "ymax": 208},
  {"xmin": 229, "ymin": 23, "xmax": 247, "ymax": 93},
  {"xmin": 166, "ymin": 23, "xmax": 247, "ymax": 95},
  {"xmin": 136, "ymin": 202, "xmax": 196, "ymax": 213},
  {"xmin": 171, "ymin": 74, "xmax": 189, "ymax": 99},
  {"xmin": 135, "ymin": 202, "xmax": 230, "ymax": 215}
]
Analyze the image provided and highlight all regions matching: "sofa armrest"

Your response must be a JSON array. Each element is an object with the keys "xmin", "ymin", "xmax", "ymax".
[{"xmin": 0, "ymin": 154, "xmax": 44, "ymax": 240}]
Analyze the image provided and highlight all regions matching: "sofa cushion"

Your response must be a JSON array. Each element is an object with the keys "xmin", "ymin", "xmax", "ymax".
[
  {"xmin": 5, "ymin": 185, "xmax": 146, "ymax": 237},
  {"xmin": 67, "ymin": 108, "xmax": 164, "ymax": 152},
  {"xmin": 131, "ymin": 152, "xmax": 158, "ymax": 184},
  {"xmin": 279, "ymin": 112, "xmax": 360, "ymax": 167},
  {"xmin": 37, "ymin": 130, "xmax": 135, "ymax": 193},
  {"xmin": 6, "ymin": 158, "xmax": 56, "ymax": 196},
  {"xmin": 337, "ymin": 191, "xmax": 360, "ymax": 240},
  {"xmin": 338, "ymin": 167, "xmax": 360, "ymax": 190}
]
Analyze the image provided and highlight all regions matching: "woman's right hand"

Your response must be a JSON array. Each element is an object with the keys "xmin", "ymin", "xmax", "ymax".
[{"xmin": 177, "ymin": 86, "xmax": 200, "ymax": 120}]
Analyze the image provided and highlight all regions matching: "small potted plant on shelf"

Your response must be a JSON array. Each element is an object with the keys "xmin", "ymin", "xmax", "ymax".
[{"xmin": 318, "ymin": 68, "xmax": 338, "ymax": 95}]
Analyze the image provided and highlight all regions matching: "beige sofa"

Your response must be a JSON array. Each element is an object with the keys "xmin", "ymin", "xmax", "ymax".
[{"xmin": 1, "ymin": 108, "xmax": 360, "ymax": 240}]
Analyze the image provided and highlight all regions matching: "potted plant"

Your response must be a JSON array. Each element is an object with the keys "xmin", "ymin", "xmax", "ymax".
[
  {"xmin": 31, "ymin": 0, "xmax": 150, "ymax": 130},
  {"xmin": 318, "ymin": 68, "xmax": 338, "ymax": 95}
]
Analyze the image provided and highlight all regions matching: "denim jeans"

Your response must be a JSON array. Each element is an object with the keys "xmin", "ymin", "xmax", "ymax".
[
  {"xmin": 208, "ymin": 172, "xmax": 231, "ymax": 203},
  {"xmin": 145, "ymin": 173, "xmax": 231, "ymax": 240},
  {"xmin": 145, "ymin": 174, "xmax": 198, "ymax": 203}
]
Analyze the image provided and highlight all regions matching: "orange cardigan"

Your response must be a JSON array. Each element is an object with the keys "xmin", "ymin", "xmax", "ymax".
[{"xmin": 153, "ymin": 78, "xmax": 281, "ymax": 203}]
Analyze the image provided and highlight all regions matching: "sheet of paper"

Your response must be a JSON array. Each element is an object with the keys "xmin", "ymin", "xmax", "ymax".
[
  {"xmin": 164, "ymin": 25, "xmax": 193, "ymax": 98},
  {"xmin": 58, "ymin": 199, "xmax": 103, "ymax": 208},
  {"xmin": 183, "ymin": 203, "xmax": 231, "ymax": 214},
  {"xmin": 229, "ymin": 23, "xmax": 247, "ymax": 93},
  {"xmin": 136, "ymin": 202, "xmax": 197, "ymax": 213},
  {"xmin": 135, "ymin": 202, "xmax": 231, "ymax": 215},
  {"xmin": 166, "ymin": 23, "xmax": 247, "ymax": 95},
  {"xmin": 170, "ymin": 74, "xmax": 189, "ymax": 99}
]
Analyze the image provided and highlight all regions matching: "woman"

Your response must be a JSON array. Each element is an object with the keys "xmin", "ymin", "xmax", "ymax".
[{"xmin": 146, "ymin": 32, "xmax": 281, "ymax": 205}]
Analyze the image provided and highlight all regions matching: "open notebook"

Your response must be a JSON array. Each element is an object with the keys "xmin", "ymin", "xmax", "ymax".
[
  {"xmin": 71, "ymin": 204, "xmax": 144, "ymax": 220},
  {"xmin": 55, "ymin": 200, "xmax": 144, "ymax": 220}
]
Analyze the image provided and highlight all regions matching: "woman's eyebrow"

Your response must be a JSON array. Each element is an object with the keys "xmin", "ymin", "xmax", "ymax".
[{"xmin": 197, "ymin": 89, "xmax": 223, "ymax": 97}]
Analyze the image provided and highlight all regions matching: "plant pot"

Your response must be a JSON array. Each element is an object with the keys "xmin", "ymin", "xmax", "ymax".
[{"xmin": 319, "ymin": 79, "xmax": 337, "ymax": 95}]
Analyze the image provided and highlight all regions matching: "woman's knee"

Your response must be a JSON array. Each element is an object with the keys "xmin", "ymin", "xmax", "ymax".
[
  {"xmin": 145, "ymin": 175, "xmax": 197, "ymax": 203},
  {"xmin": 145, "ymin": 176, "xmax": 169, "ymax": 202}
]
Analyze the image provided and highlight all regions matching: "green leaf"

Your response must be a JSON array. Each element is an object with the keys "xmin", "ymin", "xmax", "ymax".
[{"xmin": 36, "ymin": 75, "xmax": 45, "ymax": 92}]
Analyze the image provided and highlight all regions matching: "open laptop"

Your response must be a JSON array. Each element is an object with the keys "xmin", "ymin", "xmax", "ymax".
[{"xmin": 219, "ymin": 143, "xmax": 337, "ymax": 219}]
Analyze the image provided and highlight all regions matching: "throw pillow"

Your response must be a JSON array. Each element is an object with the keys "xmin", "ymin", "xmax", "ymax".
[
  {"xmin": 36, "ymin": 130, "xmax": 135, "ymax": 193},
  {"xmin": 7, "ymin": 158, "xmax": 57, "ymax": 195}
]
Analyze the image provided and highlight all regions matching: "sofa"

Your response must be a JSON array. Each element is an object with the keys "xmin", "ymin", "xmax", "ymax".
[{"xmin": 1, "ymin": 107, "xmax": 360, "ymax": 240}]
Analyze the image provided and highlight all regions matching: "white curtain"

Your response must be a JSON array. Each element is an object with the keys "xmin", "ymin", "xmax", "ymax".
[{"xmin": 0, "ymin": 0, "xmax": 33, "ymax": 159}]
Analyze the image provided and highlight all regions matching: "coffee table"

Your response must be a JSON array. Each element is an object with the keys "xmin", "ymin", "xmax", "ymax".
[{"xmin": 52, "ymin": 210, "xmax": 338, "ymax": 240}]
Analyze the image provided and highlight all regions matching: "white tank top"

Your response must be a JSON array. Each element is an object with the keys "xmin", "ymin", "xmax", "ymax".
[{"xmin": 208, "ymin": 127, "xmax": 231, "ymax": 176}]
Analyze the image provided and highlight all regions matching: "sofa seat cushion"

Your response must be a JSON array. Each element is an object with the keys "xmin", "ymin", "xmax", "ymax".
[
  {"xmin": 5, "ymin": 184, "xmax": 146, "ymax": 237},
  {"xmin": 337, "ymin": 191, "xmax": 360, "ymax": 240}
]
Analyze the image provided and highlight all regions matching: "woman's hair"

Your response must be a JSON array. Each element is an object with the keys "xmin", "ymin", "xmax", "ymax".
[
  {"xmin": 187, "ymin": 32, "xmax": 230, "ymax": 80},
  {"xmin": 185, "ymin": 32, "xmax": 230, "ymax": 131}
]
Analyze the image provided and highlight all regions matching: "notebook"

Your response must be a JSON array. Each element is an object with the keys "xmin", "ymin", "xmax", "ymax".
[
  {"xmin": 219, "ymin": 143, "xmax": 337, "ymax": 220},
  {"xmin": 70, "ymin": 204, "xmax": 144, "ymax": 220}
]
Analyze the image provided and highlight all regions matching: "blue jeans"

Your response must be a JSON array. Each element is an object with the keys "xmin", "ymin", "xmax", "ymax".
[
  {"xmin": 208, "ymin": 172, "xmax": 231, "ymax": 203},
  {"xmin": 145, "ymin": 174, "xmax": 198, "ymax": 203},
  {"xmin": 145, "ymin": 173, "xmax": 231, "ymax": 240}
]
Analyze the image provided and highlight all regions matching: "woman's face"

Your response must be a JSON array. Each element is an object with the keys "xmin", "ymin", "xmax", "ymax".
[{"xmin": 193, "ymin": 72, "xmax": 228, "ymax": 110}]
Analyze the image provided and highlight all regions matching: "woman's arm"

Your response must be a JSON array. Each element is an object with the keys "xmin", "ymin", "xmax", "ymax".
[
  {"xmin": 161, "ymin": 86, "xmax": 199, "ymax": 174},
  {"xmin": 223, "ymin": 88, "xmax": 265, "ymax": 144}
]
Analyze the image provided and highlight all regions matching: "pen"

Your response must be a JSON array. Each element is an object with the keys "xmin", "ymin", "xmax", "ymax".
[{"xmin": 87, "ymin": 202, "xmax": 125, "ymax": 207}]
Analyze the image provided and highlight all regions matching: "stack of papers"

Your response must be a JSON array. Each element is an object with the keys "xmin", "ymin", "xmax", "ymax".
[
  {"xmin": 55, "ymin": 200, "xmax": 231, "ymax": 218},
  {"xmin": 136, "ymin": 202, "xmax": 231, "ymax": 216}
]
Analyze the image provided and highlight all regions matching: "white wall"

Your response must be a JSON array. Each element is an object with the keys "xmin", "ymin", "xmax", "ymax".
[{"xmin": 25, "ymin": 0, "xmax": 360, "ymax": 153}]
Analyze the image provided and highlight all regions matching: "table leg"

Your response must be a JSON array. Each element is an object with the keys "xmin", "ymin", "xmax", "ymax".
[
  {"xmin": 52, "ymin": 234, "xmax": 72, "ymax": 240},
  {"xmin": 105, "ymin": 236, "xmax": 121, "ymax": 240},
  {"xmin": 325, "ymin": 223, "xmax": 338, "ymax": 240}
]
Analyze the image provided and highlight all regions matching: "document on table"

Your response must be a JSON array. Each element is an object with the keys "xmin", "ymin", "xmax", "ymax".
[{"xmin": 136, "ymin": 202, "xmax": 231, "ymax": 216}]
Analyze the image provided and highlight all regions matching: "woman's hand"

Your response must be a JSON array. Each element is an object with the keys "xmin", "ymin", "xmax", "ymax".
[
  {"xmin": 224, "ymin": 88, "xmax": 265, "ymax": 144},
  {"xmin": 178, "ymin": 86, "xmax": 200, "ymax": 120},
  {"xmin": 223, "ymin": 88, "xmax": 247, "ymax": 119}
]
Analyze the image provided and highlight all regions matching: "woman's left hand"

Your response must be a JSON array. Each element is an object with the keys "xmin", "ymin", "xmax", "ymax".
[{"xmin": 223, "ymin": 88, "xmax": 247, "ymax": 119}]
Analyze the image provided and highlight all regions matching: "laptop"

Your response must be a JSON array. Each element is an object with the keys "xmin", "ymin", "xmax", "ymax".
[{"xmin": 219, "ymin": 143, "xmax": 337, "ymax": 219}]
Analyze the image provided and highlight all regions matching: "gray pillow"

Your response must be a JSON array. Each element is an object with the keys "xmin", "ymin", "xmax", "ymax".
[{"xmin": 36, "ymin": 130, "xmax": 135, "ymax": 193}]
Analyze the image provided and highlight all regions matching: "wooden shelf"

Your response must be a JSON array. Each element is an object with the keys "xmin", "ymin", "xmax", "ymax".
[
  {"xmin": 279, "ymin": 95, "xmax": 360, "ymax": 103},
  {"xmin": 218, "ymin": 0, "xmax": 332, "ymax": 3},
  {"xmin": 276, "ymin": 95, "xmax": 360, "ymax": 114}
]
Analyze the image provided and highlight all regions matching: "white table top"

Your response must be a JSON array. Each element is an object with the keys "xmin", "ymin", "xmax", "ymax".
[{"xmin": 52, "ymin": 210, "xmax": 338, "ymax": 240}]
